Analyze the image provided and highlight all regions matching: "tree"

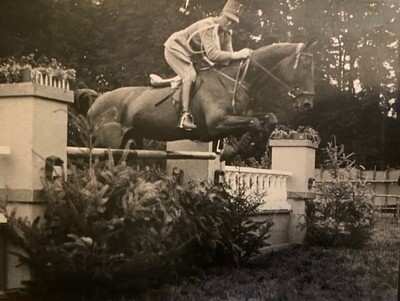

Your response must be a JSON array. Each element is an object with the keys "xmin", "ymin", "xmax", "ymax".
[{"xmin": 0, "ymin": 0, "xmax": 399, "ymax": 168}]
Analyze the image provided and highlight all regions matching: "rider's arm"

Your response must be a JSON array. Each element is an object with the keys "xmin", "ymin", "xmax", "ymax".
[
  {"xmin": 220, "ymin": 30, "xmax": 234, "ymax": 53},
  {"xmin": 203, "ymin": 27, "xmax": 251, "ymax": 63},
  {"xmin": 202, "ymin": 27, "xmax": 234, "ymax": 63}
]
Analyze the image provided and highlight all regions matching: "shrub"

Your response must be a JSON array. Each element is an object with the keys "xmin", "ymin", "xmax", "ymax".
[
  {"xmin": 5, "ymin": 154, "xmax": 272, "ymax": 300},
  {"xmin": 303, "ymin": 137, "xmax": 375, "ymax": 248}
]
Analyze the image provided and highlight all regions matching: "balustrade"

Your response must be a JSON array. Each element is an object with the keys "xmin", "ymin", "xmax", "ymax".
[{"xmin": 225, "ymin": 166, "xmax": 293, "ymax": 211}]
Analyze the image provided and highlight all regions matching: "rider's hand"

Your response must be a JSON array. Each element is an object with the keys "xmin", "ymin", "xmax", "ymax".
[{"xmin": 231, "ymin": 48, "xmax": 253, "ymax": 60}]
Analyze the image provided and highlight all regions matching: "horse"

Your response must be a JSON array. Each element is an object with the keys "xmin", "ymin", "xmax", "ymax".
[
  {"xmin": 86, "ymin": 39, "xmax": 317, "ymax": 149},
  {"xmin": 68, "ymin": 88, "xmax": 100, "ymax": 146},
  {"xmin": 72, "ymin": 88, "xmax": 100, "ymax": 115}
]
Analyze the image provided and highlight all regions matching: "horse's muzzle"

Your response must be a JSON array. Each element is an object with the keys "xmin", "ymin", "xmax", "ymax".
[
  {"xmin": 294, "ymin": 98, "xmax": 314, "ymax": 111},
  {"xmin": 302, "ymin": 101, "xmax": 313, "ymax": 110}
]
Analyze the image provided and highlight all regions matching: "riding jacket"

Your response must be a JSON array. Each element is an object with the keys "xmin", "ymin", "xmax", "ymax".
[{"xmin": 164, "ymin": 17, "xmax": 234, "ymax": 65}]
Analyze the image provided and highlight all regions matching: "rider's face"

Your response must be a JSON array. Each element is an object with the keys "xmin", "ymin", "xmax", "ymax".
[{"xmin": 219, "ymin": 15, "xmax": 238, "ymax": 32}]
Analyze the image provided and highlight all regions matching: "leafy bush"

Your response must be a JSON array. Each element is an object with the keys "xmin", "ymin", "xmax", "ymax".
[
  {"xmin": 5, "ymin": 154, "xmax": 272, "ymax": 300},
  {"xmin": 303, "ymin": 137, "xmax": 375, "ymax": 248}
]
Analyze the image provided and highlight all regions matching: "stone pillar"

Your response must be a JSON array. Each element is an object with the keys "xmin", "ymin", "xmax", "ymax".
[
  {"xmin": 166, "ymin": 140, "xmax": 223, "ymax": 184},
  {"xmin": 0, "ymin": 82, "xmax": 73, "ymax": 289},
  {"xmin": 269, "ymin": 139, "xmax": 318, "ymax": 244}
]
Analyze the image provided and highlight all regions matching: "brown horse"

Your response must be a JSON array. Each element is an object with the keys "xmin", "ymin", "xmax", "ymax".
[{"xmin": 87, "ymin": 40, "xmax": 317, "ymax": 148}]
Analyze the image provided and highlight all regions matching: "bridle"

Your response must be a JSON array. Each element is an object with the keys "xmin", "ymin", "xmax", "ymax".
[
  {"xmin": 249, "ymin": 50, "xmax": 315, "ymax": 99},
  {"xmin": 215, "ymin": 43, "xmax": 315, "ymax": 113}
]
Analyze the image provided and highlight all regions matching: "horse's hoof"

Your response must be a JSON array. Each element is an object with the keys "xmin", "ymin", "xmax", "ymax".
[
  {"xmin": 249, "ymin": 119, "xmax": 263, "ymax": 131},
  {"xmin": 265, "ymin": 113, "xmax": 278, "ymax": 125}
]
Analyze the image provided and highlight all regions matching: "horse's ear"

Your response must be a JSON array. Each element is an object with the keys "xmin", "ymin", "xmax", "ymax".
[{"xmin": 302, "ymin": 37, "xmax": 318, "ymax": 51}]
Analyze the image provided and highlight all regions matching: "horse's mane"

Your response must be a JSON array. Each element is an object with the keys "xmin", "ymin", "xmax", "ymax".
[{"xmin": 253, "ymin": 43, "xmax": 298, "ymax": 62}]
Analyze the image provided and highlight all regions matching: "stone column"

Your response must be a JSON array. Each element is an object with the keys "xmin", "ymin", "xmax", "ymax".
[
  {"xmin": 269, "ymin": 139, "xmax": 318, "ymax": 244},
  {"xmin": 0, "ymin": 82, "xmax": 73, "ymax": 289},
  {"xmin": 166, "ymin": 140, "xmax": 223, "ymax": 184}
]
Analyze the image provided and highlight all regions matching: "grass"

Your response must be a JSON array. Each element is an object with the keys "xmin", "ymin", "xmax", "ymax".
[
  {"xmin": 3, "ymin": 216, "xmax": 399, "ymax": 301},
  {"xmin": 140, "ymin": 215, "xmax": 400, "ymax": 301}
]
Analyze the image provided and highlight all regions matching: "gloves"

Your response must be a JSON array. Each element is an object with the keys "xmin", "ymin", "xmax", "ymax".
[{"xmin": 231, "ymin": 48, "xmax": 253, "ymax": 60}]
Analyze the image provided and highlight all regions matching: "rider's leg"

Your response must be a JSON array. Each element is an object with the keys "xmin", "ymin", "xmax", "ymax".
[
  {"xmin": 179, "ymin": 78, "xmax": 197, "ymax": 130},
  {"xmin": 164, "ymin": 46, "xmax": 197, "ymax": 130}
]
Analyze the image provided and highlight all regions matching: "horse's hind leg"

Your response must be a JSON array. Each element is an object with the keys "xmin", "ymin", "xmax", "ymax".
[
  {"xmin": 92, "ymin": 122, "xmax": 125, "ymax": 148},
  {"xmin": 120, "ymin": 128, "xmax": 143, "ymax": 149}
]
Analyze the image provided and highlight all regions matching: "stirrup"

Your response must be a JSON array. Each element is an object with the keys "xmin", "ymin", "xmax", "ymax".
[{"xmin": 178, "ymin": 112, "xmax": 197, "ymax": 130}]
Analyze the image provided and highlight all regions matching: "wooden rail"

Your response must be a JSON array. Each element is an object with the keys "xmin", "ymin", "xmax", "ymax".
[
  {"xmin": 374, "ymin": 194, "xmax": 400, "ymax": 226},
  {"xmin": 67, "ymin": 147, "xmax": 217, "ymax": 160}
]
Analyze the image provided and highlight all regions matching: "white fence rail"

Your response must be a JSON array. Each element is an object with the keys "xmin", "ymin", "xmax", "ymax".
[
  {"xmin": 225, "ymin": 166, "xmax": 293, "ymax": 211},
  {"xmin": 30, "ymin": 70, "xmax": 70, "ymax": 90}
]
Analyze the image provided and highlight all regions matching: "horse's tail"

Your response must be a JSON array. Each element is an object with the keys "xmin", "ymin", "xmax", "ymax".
[{"xmin": 73, "ymin": 88, "xmax": 100, "ymax": 116}]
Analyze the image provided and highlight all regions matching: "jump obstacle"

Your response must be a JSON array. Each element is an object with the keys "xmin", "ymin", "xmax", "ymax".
[
  {"xmin": 66, "ymin": 146, "xmax": 216, "ymax": 160},
  {"xmin": 0, "ymin": 80, "xmax": 318, "ymax": 292}
]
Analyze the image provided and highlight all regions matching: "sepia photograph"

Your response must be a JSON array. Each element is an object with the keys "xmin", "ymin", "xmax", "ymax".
[{"xmin": 0, "ymin": 0, "xmax": 399, "ymax": 300}]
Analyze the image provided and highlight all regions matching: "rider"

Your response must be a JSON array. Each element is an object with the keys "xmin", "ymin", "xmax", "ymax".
[{"xmin": 164, "ymin": 0, "xmax": 253, "ymax": 130}]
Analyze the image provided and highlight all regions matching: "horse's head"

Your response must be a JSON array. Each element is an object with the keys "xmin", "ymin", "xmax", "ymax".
[
  {"xmin": 249, "ymin": 38, "xmax": 318, "ymax": 112},
  {"xmin": 73, "ymin": 88, "xmax": 100, "ymax": 116}
]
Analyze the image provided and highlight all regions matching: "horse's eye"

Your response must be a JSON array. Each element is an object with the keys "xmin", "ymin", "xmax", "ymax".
[{"xmin": 302, "ymin": 63, "xmax": 311, "ymax": 70}]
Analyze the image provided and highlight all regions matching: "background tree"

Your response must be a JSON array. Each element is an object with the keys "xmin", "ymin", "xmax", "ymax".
[{"xmin": 0, "ymin": 0, "xmax": 399, "ymax": 168}]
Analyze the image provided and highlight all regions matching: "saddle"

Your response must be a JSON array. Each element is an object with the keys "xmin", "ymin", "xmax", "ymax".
[
  {"xmin": 150, "ymin": 74, "xmax": 181, "ymax": 89},
  {"xmin": 150, "ymin": 73, "xmax": 202, "ymax": 107}
]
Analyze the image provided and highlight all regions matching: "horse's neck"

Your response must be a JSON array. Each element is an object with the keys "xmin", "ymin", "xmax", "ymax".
[
  {"xmin": 252, "ymin": 43, "xmax": 297, "ymax": 69},
  {"xmin": 201, "ymin": 44, "xmax": 297, "ymax": 78},
  {"xmin": 197, "ymin": 65, "xmax": 251, "ymax": 114},
  {"xmin": 196, "ymin": 44, "xmax": 298, "ymax": 110},
  {"xmin": 243, "ymin": 44, "xmax": 298, "ymax": 93}
]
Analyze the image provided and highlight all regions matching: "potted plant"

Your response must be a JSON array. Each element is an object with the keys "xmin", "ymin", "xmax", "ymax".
[{"xmin": 270, "ymin": 125, "xmax": 321, "ymax": 144}]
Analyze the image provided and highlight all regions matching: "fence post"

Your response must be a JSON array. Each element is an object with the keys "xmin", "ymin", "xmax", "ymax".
[
  {"xmin": 166, "ymin": 140, "xmax": 222, "ymax": 184},
  {"xmin": 269, "ymin": 139, "xmax": 319, "ymax": 244},
  {"xmin": 397, "ymin": 174, "xmax": 400, "ymax": 301},
  {"xmin": 0, "ymin": 82, "xmax": 73, "ymax": 289}
]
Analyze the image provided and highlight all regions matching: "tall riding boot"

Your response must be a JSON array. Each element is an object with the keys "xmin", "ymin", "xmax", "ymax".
[{"xmin": 178, "ymin": 80, "xmax": 197, "ymax": 130}]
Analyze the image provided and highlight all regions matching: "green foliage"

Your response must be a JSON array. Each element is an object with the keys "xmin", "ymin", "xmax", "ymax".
[
  {"xmin": 270, "ymin": 125, "xmax": 321, "ymax": 143},
  {"xmin": 292, "ymin": 91, "xmax": 386, "ymax": 169},
  {"xmin": 304, "ymin": 137, "xmax": 375, "ymax": 248},
  {"xmin": 1, "ymin": 0, "xmax": 399, "ymax": 167},
  {"xmin": 5, "ymin": 157, "xmax": 271, "ymax": 300},
  {"xmin": 0, "ymin": 53, "xmax": 76, "ymax": 84},
  {"xmin": 146, "ymin": 224, "xmax": 399, "ymax": 301}
]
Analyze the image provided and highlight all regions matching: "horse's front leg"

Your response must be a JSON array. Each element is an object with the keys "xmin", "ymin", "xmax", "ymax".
[
  {"xmin": 211, "ymin": 113, "xmax": 278, "ymax": 162},
  {"xmin": 215, "ymin": 115, "xmax": 262, "ymax": 133}
]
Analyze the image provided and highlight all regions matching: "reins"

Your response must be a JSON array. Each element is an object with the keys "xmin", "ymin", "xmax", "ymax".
[
  {"xmin": 249, "ymin": 56, "xmax": 315, "ymax": 98},
  {"xmin": 213, "ymin": 59, "xmax": 251, "ymax": 114},
  {"xmin": 213, "ymin": 43, "xmax": 315, "ymax": 113},
  {"xmin": 249, "ymin": 44, "xmax": 315, "ymax": 99}
]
